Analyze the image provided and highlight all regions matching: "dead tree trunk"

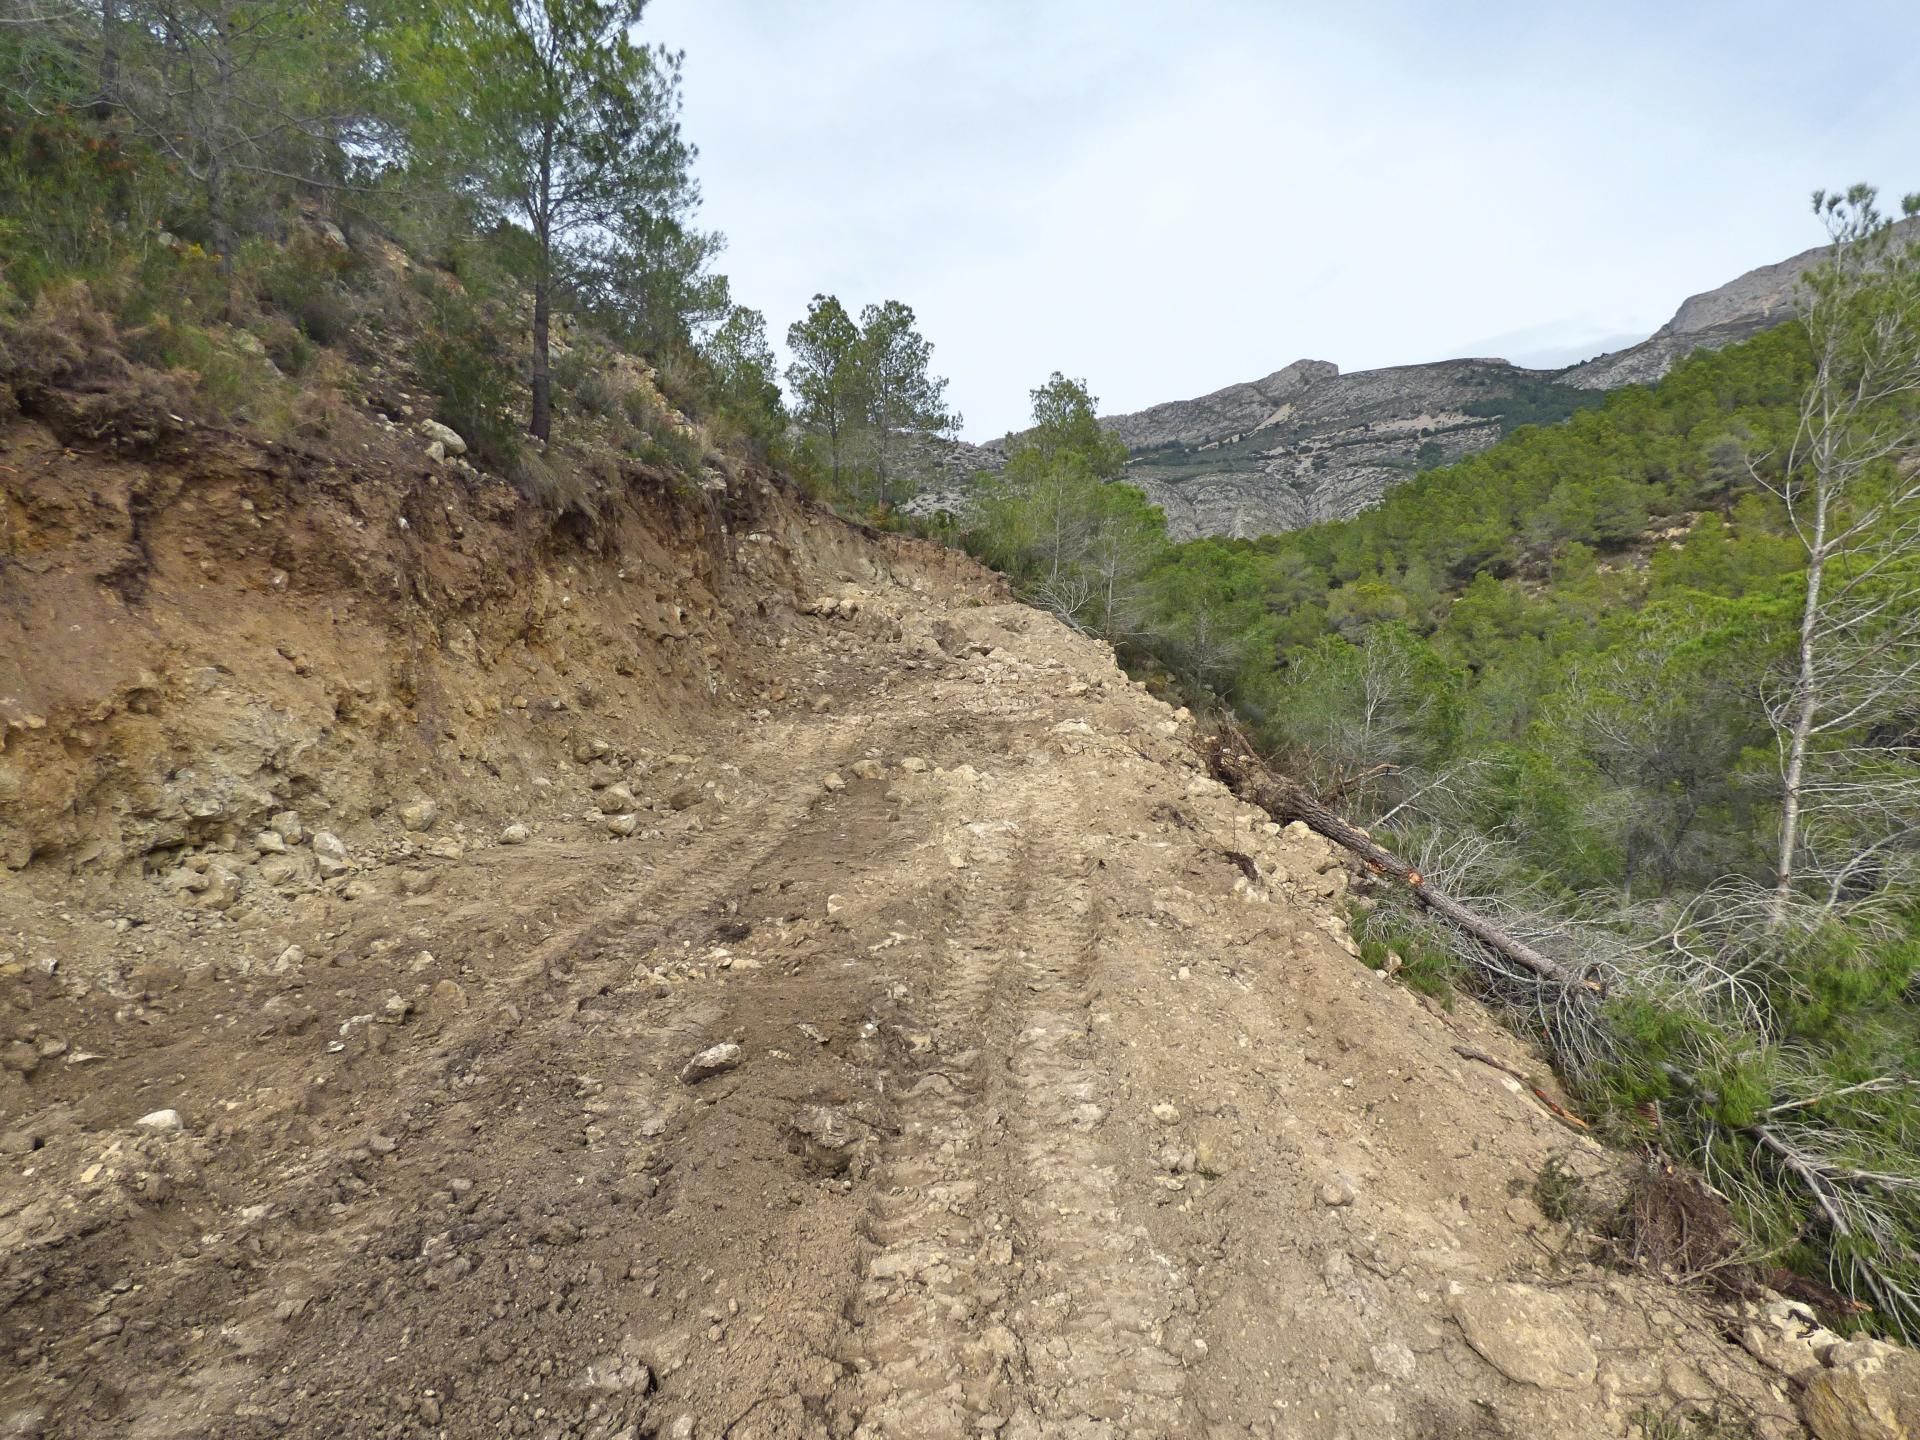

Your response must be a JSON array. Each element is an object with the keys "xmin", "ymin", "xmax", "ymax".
[{"xmin": 1203, "ymin": 730, "xmax": 1591, "ymax": 992}]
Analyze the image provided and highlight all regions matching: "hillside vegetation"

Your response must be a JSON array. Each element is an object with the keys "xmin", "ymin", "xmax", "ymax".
[{"xmin": 963, "ymin": 193, "xmax": 1920, "ymax": 1335}]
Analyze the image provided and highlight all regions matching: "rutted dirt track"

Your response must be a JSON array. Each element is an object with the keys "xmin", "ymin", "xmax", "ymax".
[{"xmin": 0, "ymin": 427, "xmax": 1814, "ymax": 1438}]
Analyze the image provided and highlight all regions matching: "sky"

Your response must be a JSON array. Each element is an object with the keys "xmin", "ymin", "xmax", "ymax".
[{"xmin": 644, "ymin": 0, "xmax": 1920, "ymax": 440}]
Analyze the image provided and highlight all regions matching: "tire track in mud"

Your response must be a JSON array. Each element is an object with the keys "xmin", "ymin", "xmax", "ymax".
[
  {"xmin": 829, "ymin": 804, "xmax": 1033, "ymax": 1438},
  {"xmin": 832, "ymin": 780, "xmax": 1197, "ymax": 1439},
  {"xmin": 109, "ymin": 717, "xmax": 912, "ymax": 1437},
  {"xmin": 1002, "ymin": 801, "xmax": 1196, "ymax": 1439}
]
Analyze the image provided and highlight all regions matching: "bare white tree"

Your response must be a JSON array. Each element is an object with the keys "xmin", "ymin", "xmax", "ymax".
[{"xmin": 1757, "ymin": 185, "xmax": 1920, "ymax": 927}]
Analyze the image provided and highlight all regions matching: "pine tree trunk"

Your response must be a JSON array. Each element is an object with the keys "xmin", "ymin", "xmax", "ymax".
[
  {"xmin": 1773, "ymin": 508, "xmax": 1828, "ymax": 928},
  {"xmin": 531, "ymin": 267, "xmax": 552, "ymax": 442},
  {"xmin": 529, "ymin": 131, "xmax": 554, "ymax": 443},
  {"xmin": 209, "ymin": 2, "xmax": 236, "ymax": 277},
  {"xmin": 97, "ymin": 0, "xmax": 121, "ymax": 118}
]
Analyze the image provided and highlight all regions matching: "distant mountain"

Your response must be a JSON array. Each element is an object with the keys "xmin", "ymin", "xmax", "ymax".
[{"xmin": 950, "ymin": 217, "xmax": 1918, "ymax": 541}]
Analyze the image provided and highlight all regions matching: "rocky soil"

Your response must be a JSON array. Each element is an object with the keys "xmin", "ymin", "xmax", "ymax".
[{"xmin": 1, "ymin": 411, "xmax": 1911, "ymax": 1438}]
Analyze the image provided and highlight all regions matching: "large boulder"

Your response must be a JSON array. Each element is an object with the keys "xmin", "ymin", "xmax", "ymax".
[
  {"xmin": 1802, "ymin": 1338, "xmax": 1920, "ymax": 1440},
  {"xmin": 420, "ymin": 419, "xmax": 467, "ymax": 457}
]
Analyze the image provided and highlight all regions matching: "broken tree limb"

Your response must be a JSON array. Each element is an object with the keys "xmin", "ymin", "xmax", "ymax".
[
  {"xmin": 1202, "ymin": 728, "xmax": 1592, "ymax": 992},
  {"xmin": 1453, "ymin": 1046, "xmax": 1591, "ymax": 1131}
]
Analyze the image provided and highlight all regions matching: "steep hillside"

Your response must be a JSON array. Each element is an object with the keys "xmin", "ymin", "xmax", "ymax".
[
  {"xmin": 1077, "ymin": 217, "xmax": 1920, "ymax": 540},
  {"xmin": 0, "ymin": 372, "xmax": 1866, "ymax": 1438},
  {"xmin": 1112, "ymin": 357, "xmax": 1573, "ymax": 539}
]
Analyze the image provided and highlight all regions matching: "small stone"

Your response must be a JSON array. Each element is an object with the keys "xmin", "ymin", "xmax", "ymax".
[
  {"xmin": 431, "ymin": 979, "xmax": 468, "ymax": 1014},
  {"xmin": 1, "ymin": 1042, "xmax": 38, "ymax": 1076},
  {"xmin": 789, "ymin": 1105, "xmax": 862, "ymax": 1175},
  {"xmin": 810, "ymin": 695, "xmax": 832, "ymax": 713},
  {"xmin": 376, "ymin": 993, "xmax": 412, "ymax": 1025},
  {"xmin": 680, "ymin": 1042, "xmax": 743, "ymax": 1084},
  {"xmin": 607, "ymin": 814, "xmax": 640, "ymax": 837},
  {"xmin": 1319, "ymin": 1178, "xmax": 1356, "ymax": 1208},
  {"xmin": 311, "ymin": 831, "xmax": 350, "ymax": 878},
  {"xmin": 667, "ymin": 1416, "xmax": 695, "ymax": 1440},
  {"xmin": 1151, "ymin": 1102, "xmax": 1180, "ymax": 1125},
  {"xmin": 259, "ymin": 854, "xmax": 304, "ymax": 887},
  {"xmin": 272, "ymin": 944, "xmax": 305, "ymax": 973},
  {"xmin": 270, "ymin": 811, "xmax": 304, "ymax": 845},
  {"xmin": 255, "ymin": 830, "xmax": 287, "ymax": 854},
  {"xmin": 135, "ymin": 1108, "xmax": 184, "ymax": 1134},
  {"xmin": 500, "ymin": 823, "xmax": 531, "ymax": 846},
  {"xmin": 603, "ymin": 784, "xmax": 637, "ymax": 811},
  {"xmin": 368, "ymin": 1134, "xmax": 398, "ymax": 1155},
  {"xmin": 1370, "ymin": 1342, "xmax": 1418, "ymax": 1381},
  {"xmin": 399, "ymin": 799, "xmax": 439, "ymax": 832},
  {"xmin": 899, "ymin": 757, "xmax": 929, "ymax": 773},
  {"xmin": 199, "ymin": 866, "xmax": 244, "ymax": 910},
  {"xmin": 821, "ymin": 772, "xmax": 846, "ymax": 794},
  {"xmin": 849, "ymin": 759, "xmax": 885, "ymax": 781}
]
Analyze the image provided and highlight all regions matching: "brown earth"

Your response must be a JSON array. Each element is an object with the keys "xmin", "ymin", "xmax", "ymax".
[{"xmin": 0, "ymin": 413, "xmax": 1824, "ymax": 1437}]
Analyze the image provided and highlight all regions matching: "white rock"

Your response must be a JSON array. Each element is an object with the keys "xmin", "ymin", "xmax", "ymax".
[
  {"xmin": 399, "ymin": 799, "xmax": 439, "ymax": 832},
  {"xmin": 421, "ymin": 419, "xmax": 467, "ymax": 456},
  {"xmin": 607, "ymin": 814, "xmax": 640, "ymax": 837},
  {"xmin": 135, "ymin": 1109, "xmax": 183, "ymax": 1133},
  {"xmin": 311, "ymin": 831, "xmax": 350, "ymax": 877},
  {"xmin": 500, "ymin": 823, "xmax": 531, "ymax": 846},
  {"xmin": 680, "ymin": 1042, "xmax": 743, "ymax": 1084}
]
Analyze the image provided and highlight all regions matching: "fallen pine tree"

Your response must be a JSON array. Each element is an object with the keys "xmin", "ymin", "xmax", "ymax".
[{"xmin": 1201, "ymin": 720, "xmax": 1920, "ymax": 1337}]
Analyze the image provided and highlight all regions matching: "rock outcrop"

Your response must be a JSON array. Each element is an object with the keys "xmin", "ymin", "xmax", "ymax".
[{"xmin": 928, "ymin": 217, "xmax": 1920, "ymax": 542}]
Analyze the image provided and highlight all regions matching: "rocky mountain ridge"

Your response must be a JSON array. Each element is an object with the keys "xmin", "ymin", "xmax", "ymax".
[{"xmin": 927, "ymin": 217, "xmax": 1920, "ymax": 540}]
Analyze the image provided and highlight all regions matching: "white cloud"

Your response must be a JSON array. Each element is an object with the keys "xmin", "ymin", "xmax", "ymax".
[{"xmin": 647, "ymin": 0, "xmax": 1920, "ymax": 437}]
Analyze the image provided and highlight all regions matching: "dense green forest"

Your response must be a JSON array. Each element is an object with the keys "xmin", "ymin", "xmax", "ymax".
[{"xmin": 967, "ymin": 194, "xmax": 1920, "ymax": 1333}]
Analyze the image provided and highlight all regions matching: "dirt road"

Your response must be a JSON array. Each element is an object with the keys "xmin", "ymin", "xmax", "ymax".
[{"xmin": 0, "ymin": 448, "xmax": 1806, "ymax": 1438}]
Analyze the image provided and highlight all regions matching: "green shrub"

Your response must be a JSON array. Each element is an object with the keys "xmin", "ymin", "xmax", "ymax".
[
  {"xmin": 0, "ymin": 115, "xmax": 168, "ymax": 301},
  {"xmin": 410, "ymin": 277, "xmax": 521, "ymax": 468},
  {"xmin": 246, "ymin": 231, "xmax": 365, "ymax": 349}
]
